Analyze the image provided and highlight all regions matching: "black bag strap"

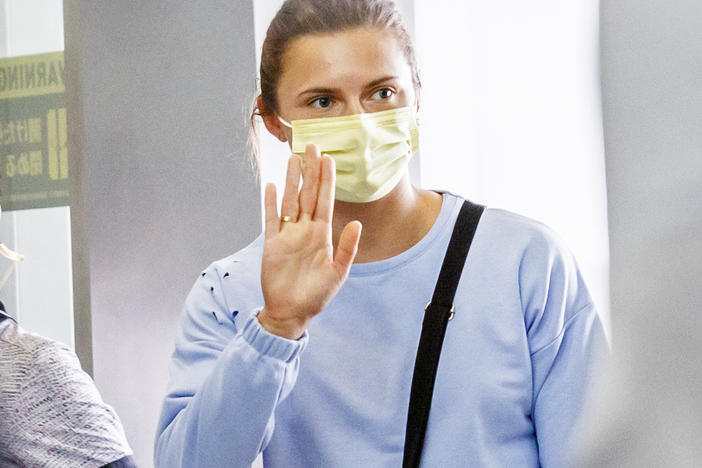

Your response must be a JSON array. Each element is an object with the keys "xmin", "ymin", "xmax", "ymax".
[{"xmin": 402, "ymin": 200, "xmax": 485, "ymax": 468}]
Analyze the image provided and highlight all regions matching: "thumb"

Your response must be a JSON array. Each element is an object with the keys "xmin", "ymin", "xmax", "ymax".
[{"xmin": 333, "ymin": 221, "xmax": 362, "ymax": 280}]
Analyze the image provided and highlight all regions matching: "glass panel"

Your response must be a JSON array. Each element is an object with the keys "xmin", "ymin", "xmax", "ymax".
[{"xmin": 0, "ymin": 0, "xmax": 73, "ymax": 348}]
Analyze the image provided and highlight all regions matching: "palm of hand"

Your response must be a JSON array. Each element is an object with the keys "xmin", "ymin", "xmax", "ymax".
[
  {"xmin": 262, "ymin": 219, "xmax": 338, "ymax": 320},
  {"xmin": 259, "ymin": 144, "xmax": 361, "ymax": 339}
]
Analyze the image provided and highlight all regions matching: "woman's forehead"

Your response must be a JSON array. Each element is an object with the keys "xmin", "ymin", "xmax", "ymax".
[{"xmin": 278, "ymin": 28, "xmax": 413, "ymax": 93}]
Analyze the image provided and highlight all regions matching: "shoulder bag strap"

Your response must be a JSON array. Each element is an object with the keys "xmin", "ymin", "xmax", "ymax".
[{"xmin": 402, "ymin": 200, "xmax": 485, "ymax": 468}]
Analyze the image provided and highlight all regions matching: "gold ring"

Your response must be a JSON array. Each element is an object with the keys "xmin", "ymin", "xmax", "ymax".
[{"xmin": 280, "ymin": 215, "xmax": 293, "ymax": 223}]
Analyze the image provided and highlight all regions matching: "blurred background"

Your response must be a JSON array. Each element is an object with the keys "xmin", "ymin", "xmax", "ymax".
[{"xmin": 0, "ymin": 0, "xmax": 699, "ymax": 466}]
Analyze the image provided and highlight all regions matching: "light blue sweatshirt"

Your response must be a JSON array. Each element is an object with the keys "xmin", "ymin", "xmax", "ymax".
[{"xmin": 155, "ymin": 193, "xmax": 608, "ymax": 467}]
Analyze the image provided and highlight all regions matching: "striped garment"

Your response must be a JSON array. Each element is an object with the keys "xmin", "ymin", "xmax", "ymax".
[{"xmin": 0, "ymin": 312, "xmax": 134, "ymax": 467}]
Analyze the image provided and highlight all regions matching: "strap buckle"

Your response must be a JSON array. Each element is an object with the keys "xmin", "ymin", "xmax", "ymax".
[{"xmin": 425, "ymin": 301, "xmax": 455, "ymax": 321}]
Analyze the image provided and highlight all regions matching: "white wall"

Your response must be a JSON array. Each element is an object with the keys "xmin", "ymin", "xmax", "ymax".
[
  {"xmin": 414, "ymin": 0, "xmax": 610, "ymax": 333},
  {"xmin": 2, "ymin": 0, "xmax": 63, "ymax": 56},
  {"xmin": 0, "ymin": 0, "xmax": 74, "ymax": 348},
  {"xmin": 578, "ymin": 0, "xmax": 702, "ymax": 465}
]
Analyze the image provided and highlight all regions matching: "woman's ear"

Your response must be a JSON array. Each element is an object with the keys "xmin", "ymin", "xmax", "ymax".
[{"xmin": 258, "ymin": 95, "xmax": 288, "ymax": 143}]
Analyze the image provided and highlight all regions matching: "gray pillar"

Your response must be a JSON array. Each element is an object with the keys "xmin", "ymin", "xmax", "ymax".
[
  {"xmin": 64, "ymin": 1, "xmax": 260, "ymax": 466},
  {"xmin": 578, "ymin": 0, "xmax": 702, "ymax": 465}
]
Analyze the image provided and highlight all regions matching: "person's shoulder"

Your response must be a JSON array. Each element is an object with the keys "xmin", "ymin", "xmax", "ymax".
[
  {"xmin": 180, "ymin": 234, "xmax": 265, "ymax": 331},
  {"xmin": 186, "ymin": 233, "xmax": 264, "ymax": 294},
  {"xmin": 0, "ymin": 324, "xmax": 46, "ymax": 397},
  {"xmin": 483, "ymin": 207, "xmax": 562, "ymax": 240},
  {"xmin": 481, "ymin": 208, "xmax": 593, "ymax": 322},
  {"xmin": 202, "ymin": 233, "xmax": 265, "ymax": 282},
  {"xmin": 478, "ymin": 207, "xmax": 571, "ymax": 257},
  {"xmin": 30, "ymin": 335, "xmax": 80, "ymax": 367},
  {"xmin": 0, "ymin": 327, "xmax": 82, "ymax": 409},
  {"xmin": 438, "ymin": 192, "xmax": 568, "ymax": 257},
  {"xmin": 14, "ymin": 331, "xmax": 83, "ymax": 382},
  {"xmin": 0, "ymin": 320, "xmax": 63, "ymax": 361}
]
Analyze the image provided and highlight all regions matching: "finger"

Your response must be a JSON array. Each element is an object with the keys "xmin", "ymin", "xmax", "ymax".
[
  {"xmin": 299, "ymin": 143, "xmax": 321, "ymax": 217},
  {"xmin": 264, "ymin": 183, "xmax": 279, "ymax": 237},
  {"xmin": 333, "ymin": 221, "xmax": 362, "ymax": 280},
  {"xmin": 314, "ymin": 154, "xmax": 335, "ymax": 223},
  {"xmin": 280, "ymin": 155, "xmax": 302, "ymax": 220}
]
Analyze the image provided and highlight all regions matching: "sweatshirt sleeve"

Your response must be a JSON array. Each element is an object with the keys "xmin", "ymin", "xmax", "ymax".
[
  {"xmin": 154, "ymin": 263, "xmax": 308, "ymax": 468},
  {"xmin": 519, "ymin": 230, "xmax": 610, "ymax": 467}
]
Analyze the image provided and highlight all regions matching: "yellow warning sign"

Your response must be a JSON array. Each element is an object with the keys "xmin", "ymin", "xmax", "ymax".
[{"xmin": 0, "ymin": 51, "xmax": 68, "ymax": 210}]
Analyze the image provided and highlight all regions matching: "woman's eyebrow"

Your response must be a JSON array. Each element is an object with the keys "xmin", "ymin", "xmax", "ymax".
[
  {"xmin": 297, "ymin": 76, "xmax": 400, "ymax": 98},
  {"xmin": 365, "ymin": 76, "xmax": 399, "ymax": 88},
  {"xmin": 298, "ymin": 87, "xmax": 338, "ymax": 97}
]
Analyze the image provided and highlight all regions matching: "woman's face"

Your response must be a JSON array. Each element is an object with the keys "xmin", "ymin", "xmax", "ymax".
[{"xmin": 266, "ymin": 27, "xmax": 417, "ymax": 142}]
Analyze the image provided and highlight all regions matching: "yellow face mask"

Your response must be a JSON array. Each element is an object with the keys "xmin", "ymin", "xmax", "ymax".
[{"xmin": 279, "ymin": 106, "xmax": 419, "ymax": 203}]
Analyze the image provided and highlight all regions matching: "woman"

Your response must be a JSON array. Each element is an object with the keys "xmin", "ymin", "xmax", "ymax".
[{"xmin": 155, "ymin": 1, "xmax": 608, "ymax": 466}]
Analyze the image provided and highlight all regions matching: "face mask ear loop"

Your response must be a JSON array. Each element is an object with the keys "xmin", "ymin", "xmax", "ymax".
[
  {"xmin": 0, "ymin": 243, "xmax": 23, "ymax": 263},
  {"xmin": 0, "ymin": 260, "xmax": 17, "ymax": 290},
  {"xmin": 0, "ymin": 244, "xmax": 22, "ymax": 290},
  {"xmin": 278, "ymin": 116, "xmax": 293, "ymax": 129}
]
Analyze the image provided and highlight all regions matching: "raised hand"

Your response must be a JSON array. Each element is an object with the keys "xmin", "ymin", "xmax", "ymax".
[{"xmin": 259, "ymin": 143, "xmax": 362, "ymax": 339}]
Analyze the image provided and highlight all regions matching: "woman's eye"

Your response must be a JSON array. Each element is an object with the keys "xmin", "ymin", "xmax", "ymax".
[
  {"xmin": 372, "ymin": 88, "xmax": 395, "ymax": 100},
  {"xmin": 311, "ymin": 97, "xmax": 332, "ymax": 109}
]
